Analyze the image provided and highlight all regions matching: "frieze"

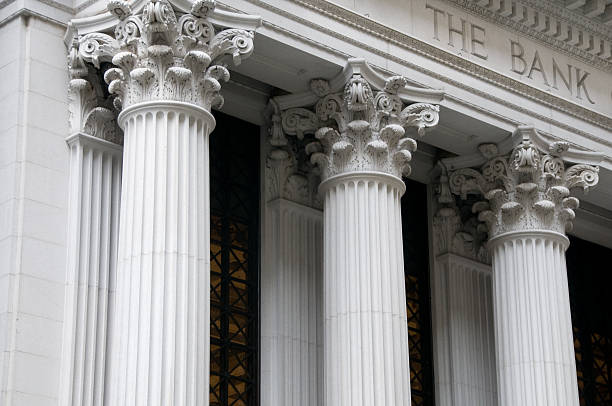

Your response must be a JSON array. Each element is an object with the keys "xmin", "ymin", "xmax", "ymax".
[{"xmin": 443, "ymin": 0, "xmax": 611, "ymax": 71}]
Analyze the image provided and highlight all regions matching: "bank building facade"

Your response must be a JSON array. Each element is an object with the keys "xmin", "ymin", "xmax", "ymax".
[{"xmin": 3, "ymin": 0, "xmax": 612, "ymax": 405}]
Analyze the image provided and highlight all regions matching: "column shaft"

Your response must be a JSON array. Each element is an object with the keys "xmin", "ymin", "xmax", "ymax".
[
  {"xmin": 491, "ymin": 233, "xmax": 579, "ymax": 406},
  {"xmin": 261, "ymin": 199, "xmax": 323, "ymax": 406},
  {"xmin": 110, "ymin": 102, "xmax": 214, "ymax": 406},
  {"xmin": 431, "ymin": 254, "xmax": 497, "ymax": 406},
  {"xmin": 323, "ymin": 174, "xmax": 410, "ymax": 406},
  {"xmin": 61, "ymin": 135, "xmax": 122, "ymax": 406}
]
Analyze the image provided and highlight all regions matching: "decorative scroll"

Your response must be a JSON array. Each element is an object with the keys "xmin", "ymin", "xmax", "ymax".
[
  {"xmin": 274, "ymin": 74, "xmax": 442, "ymax": 180},
  {"xmin": 74, "ymin": 0, "xmax": 256, "ymax": 110},
  {"xmin": 68, "ymin": 39, "xmax": 121, "ymax": 144},
  {"xmin": 448, "ymin": 130, "xmax": 600, "ymax": 237}
]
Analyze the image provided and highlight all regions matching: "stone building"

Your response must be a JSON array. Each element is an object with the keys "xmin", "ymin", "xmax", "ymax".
[{"xmin": 1, "ymin": 0, "xmax": 611, "ymax": 405}]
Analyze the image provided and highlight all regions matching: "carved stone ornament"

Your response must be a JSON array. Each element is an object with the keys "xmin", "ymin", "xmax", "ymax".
[
  {"xmin": 265, "ymin": 146, "xmax": 322, "ymax": 209},
  {"xmin": 433, "ymin": 169, "xmax": 490, "ymax": 263},
  {"xmin": 68, "ymin": 38, "xmax": 122, "ymax": 144},
  {"xmin": 274, "ymin": 73, "xmax": 440, "ymax": 181},
  {"xmin": 448, "ymin": 129, "xmax": 600, "ymax": 237},
  {"xmin": 74, "ymin": 0, "xmax": 255, "ymax": 111}
]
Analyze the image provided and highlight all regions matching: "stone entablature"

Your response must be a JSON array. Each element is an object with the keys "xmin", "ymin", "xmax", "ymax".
[{"xmin": 448, "ymin": 126, "xmax": 601, "ymax": 238}]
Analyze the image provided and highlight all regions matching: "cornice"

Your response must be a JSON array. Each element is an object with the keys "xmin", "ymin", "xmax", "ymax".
[
  {"xmin": 237, "ymin": 0, "xmax": 612, "ymax": 146},
  {"xmin": 519, "ymin": 0, "xmax": 611, "ymax": 39},
  {"xmin": 442, "ymin": 0, "xmax": 611, "ymax": 72}
]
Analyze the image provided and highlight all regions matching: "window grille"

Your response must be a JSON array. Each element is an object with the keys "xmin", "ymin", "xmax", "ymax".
[
  {"xmin": 209, "ymin": 112, "xmax": 260, "ymax": 406},
  {"xmin": 402, "ymin": 180, "xmax": 435, "ymax": 405}
]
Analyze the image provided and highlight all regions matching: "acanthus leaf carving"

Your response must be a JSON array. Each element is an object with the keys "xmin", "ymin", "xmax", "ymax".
[
  {"xmin": 300, "ymin": 74, "xmax": 440, "ymax": 180},
  {"xmin": 265, "ymin": 142, "xmax": 322, "ymax": 209},
  {"xmin": 80, "ymin": 0, "xmax": 256, "ymax": 111},
  {"xmin": 433, "ymin": 169, "xmax": 490, "ymax": 264},
  {"xmin": 68, "ymin": 39, "xmax": 122, "ymax": 144},
  {"xmin": 448, "ymin": 129, "xmax": 600, "ymax": 237}
]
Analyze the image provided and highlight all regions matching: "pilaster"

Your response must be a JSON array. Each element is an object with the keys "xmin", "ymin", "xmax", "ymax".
[
  {"xmin": 448, "ymin": 127, "xmax": 601, "ymax": 406},
  {"xmin": 60, "ymin": 40, "xmax": 124, "ymax": 406},
  {"xmin": 430, "ymin": 170, "xmax": 497, "ymax": 406},
  {"xmin": 261, "ymin": 120, "xmax": 323, "ymax": 406}
]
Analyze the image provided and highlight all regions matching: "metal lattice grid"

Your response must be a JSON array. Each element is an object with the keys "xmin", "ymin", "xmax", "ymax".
[
  {"xmin": 209, "ymin": 112, "xmax": 260, "ymax": 406},
  {"xmin": 402, "ymin": 179, "xmax": 435, "ymax": 406}
]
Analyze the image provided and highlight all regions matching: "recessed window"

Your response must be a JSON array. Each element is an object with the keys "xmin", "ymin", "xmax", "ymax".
[
  {"xmin": 209, "ymin": 112, "xmax": 260, "ymax": 406},
  {"xmin": 567, "ymin": 236, "xmax": 612, "ymax": 406},
  {"xmin": 402, "ymin": 179, "xmax": 435, "ymax": 405}
]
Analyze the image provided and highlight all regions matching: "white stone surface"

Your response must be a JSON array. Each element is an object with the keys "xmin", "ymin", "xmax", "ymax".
[
  {"xmin": 108, "ymin": 102, "xmax": 214, "ymax": 406},
  {"xmin": 59, "ymin": 134, "xmax": 122, "ymax": 406},
  {"xmin": 491, "ymin": 232, "xmax": 579, "ymax": 406},
  {"xmin": 322, "ymin": 173, "xmax": 411, "ymax": 406},
  {"xmin": 431, "ymin": 253, "xmax": 497, "ymax": 406},
  {"xmin": 448, "ymin": 129, "xmax": 601, "ymax": 406},
  {"xmin": 261, "ymin": 198, "xmax": 323, "ymax": 406},
  {"xmin": 0, "ymin": 15, "xmax": 70, "ymax": 406}
]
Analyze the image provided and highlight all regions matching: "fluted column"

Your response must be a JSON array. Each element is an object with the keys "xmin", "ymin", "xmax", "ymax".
[
  {"xmin": 449, "ymin": 129, "xmax": 600, "ymax": 406},
  {"xmin": 111, "ymin": 102, "xmax": 213, "ymax": 405},
  {"xmin": 261, "ymin": 147, "xmax": 323, "ymax": 406},
  {"xmin": 77, "ymin": 1, "xmax": 257, "ymax": 405},
  {"xmin": 430, "ymin": 173, "xmax": 497, "ymax": 406},
  {"xmin": 60, "ymin": 50, "xmax": 123, "ymax": 406},
  {"xmin": 490, "ymin": 231, "xmax": 576, "ymax": 406},
  {"xmin": 61, "ymin": 133, "xmax": 122, "ymax": 406},
  {"xmin": 322, "ymin": 173, "xmax": 409, "ymax": 405},
  {"xmin": 301, "ymin": 74, "xmax": 440, "ymax": 405}
]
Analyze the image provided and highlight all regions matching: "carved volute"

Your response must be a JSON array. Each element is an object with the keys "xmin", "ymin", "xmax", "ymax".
[
  {"xmin": 270, "ymin": 62, "xmax": 443, "ymax": 184},
  {"xmin": 71, "ymin": 0, "xmax": 255, "ymax": 112},
  {"xmin": 449, "ymin": 129, "xmax": 600, "ymax": 238}
]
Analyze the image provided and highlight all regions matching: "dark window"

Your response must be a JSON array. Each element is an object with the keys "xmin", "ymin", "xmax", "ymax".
[
  {"xmin": 209, "ymin": 112, "xmax": 260, "ymax": 406},
  {"xmin": 567, "ymin": 236, "xmax": 612, "ymax": 406},
  {"xmin": 402, "ymin": 179, "xmax": 435, "ymax": 405}
]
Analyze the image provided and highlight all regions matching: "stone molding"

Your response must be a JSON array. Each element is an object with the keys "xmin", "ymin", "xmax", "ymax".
[
  {"xmin": 448, "ymin": 126, "xmax": 600, "ymax": 238},
  {"xmin": 270, "ymin": 58, "xmax": 443, "ymax": 182},
  {"xmin": 71, "ymin": 0, "xmax": 256, "ymax": 111},
  {"xmin": 443, "ymin": 0, "xmax": 611, "ymax": 72}
]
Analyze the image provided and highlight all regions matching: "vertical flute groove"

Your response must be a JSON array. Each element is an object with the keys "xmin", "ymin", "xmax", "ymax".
[
  {"xmin": 323, "ymin": 177, "xmax": 410, "ymax": 406},
  {"xmin": 108, "ymin": 105, "xmax": 213, "ymax": 406},
  {"xmin": 61, "ymin": 135, "xmax": 122, "ymax": 406},
  {"xmin": 491, "ymin": 234, "xmax": 579, "ymax": 406},
  {"xmin": 261, "ymin": 199, "xmax": 323, "ymax": 406}
]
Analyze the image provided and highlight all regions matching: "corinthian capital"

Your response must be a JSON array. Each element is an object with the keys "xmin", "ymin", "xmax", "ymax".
[
  {"xmin": 271, "ymin": 60, "xmax": 443, "ymax": 183},
  {"xmin": 75, "ymin": 0, "xmax": 256, "ymax": 111},
  {"xmin": 68, "ymin": 39, "xmax": 121, "ymax": 144},
  {"xmin": 308, "ymin": 75, "xmax": 439, "ymax": 180},
  {"xmin": 448, "ymin": 128, "xmax": 600, "ymax": 238},
  {"xmin": 433, "ymin": 168, "xmax": 490, "ymax": 263}
]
